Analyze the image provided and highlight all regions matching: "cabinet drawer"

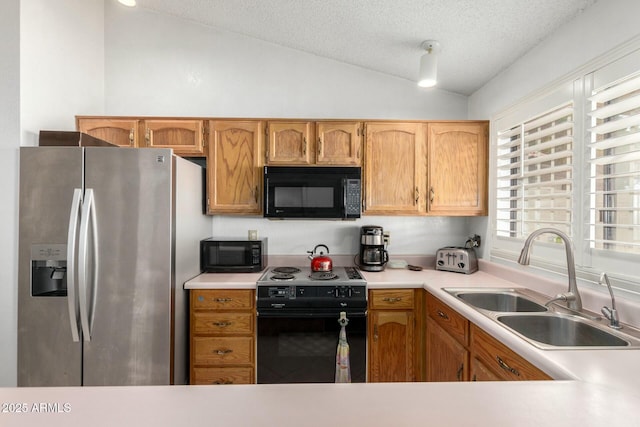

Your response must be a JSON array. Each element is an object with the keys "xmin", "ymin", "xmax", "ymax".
[
  {"xmin": 426, "ymin": 293, "xmax": 468, "ymax": 346},
  {"xmin": 370, "ymin": 289, "xmax": 415, "ymax": 309},
  {"xmin": 470, "ymin": 325, "xmax": 551, "ymax": 381},
  {"xmin": 192, "ymin": 367, "xmax": 254, "ymax": 385},
  {"xmin": 192, "ymin": 290, "xmax": 254, "ymax": 310},
  {"xmin": 193, "ymin": 312, "xmax": 254, "ymax": 335},
  {"xmin": 193, "ymin": 337, "xmax": 254, "ymax": 365}
]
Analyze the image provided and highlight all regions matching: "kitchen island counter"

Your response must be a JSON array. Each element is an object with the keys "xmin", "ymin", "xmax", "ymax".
[{"xmin": 2, "ymin": 380, "xmax": 638, "ymax": 426}]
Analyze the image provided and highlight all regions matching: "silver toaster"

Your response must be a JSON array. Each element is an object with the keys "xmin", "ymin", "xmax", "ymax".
[{"xmin": 435, "ymin": 247, "xmax": 478, "ymax": 274}]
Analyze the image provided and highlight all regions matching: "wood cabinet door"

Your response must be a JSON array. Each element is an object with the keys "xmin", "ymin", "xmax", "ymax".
[
  {"xmin": 207, "ymin": 120, "xmax": 263, "ymax": 214},
  {"xmin": 470, "ymin": 356, "xmax": 502, "ymax": 381},
  {"xmin": 427, "ymin": 122, "xmax": 488, "ymax": 215},
  {"xmin": 266, "ymin": 121, "xmax": 314, "ymax": 164},
  {"xmin": 76, "ymin": 117, "xmax": 139, "ymax": 147},
  {"xmin": 316, "ymin": 121, "xmax": 362, "ymax": 165},
  {"xmin": 368, "ymin": 310, "xmax": 415, "ymax": 382},
  {"xmin": 425, "ymin": 317, "xmax": 468, "ymax": 382},
  {"xmin": 363, "ymin": 122, "xmax": 427, "ymax": 215},
  {"xmin": 143, "ymin": 119, "xmax": 205, "ymax": 156}
]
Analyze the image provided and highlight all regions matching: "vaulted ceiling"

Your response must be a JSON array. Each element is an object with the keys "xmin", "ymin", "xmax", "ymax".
[{"xmin": 135, "ymin": 0, "xmax": 598, "ymax": 95}]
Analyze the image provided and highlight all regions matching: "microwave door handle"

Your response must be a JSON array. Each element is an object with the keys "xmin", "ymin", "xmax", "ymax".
[
  {"xmin": 66, "ymin": 188, "xmax": 82, "ymax": 343},
  {"xmin": 342, "ymin": 178, "xmax": 347, "ymax": 218}
]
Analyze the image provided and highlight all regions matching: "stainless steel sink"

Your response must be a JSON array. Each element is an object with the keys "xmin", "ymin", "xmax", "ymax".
[
  {"xmin": 445, "ymin": 288, "xmax": 548, "ymax": 312},
  {"xmin": 497, "ymin": 314, "xmax": 631, "ymax": 348},
  {"xmin": 455, "ymin": 291, "xmax": 547, "ymax": 313},
  {"xmin": 443, "ymin": 287, "xmax": 640, "ymax": 350}
]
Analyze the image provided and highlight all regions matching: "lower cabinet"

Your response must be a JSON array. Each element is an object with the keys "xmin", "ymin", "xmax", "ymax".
[
  {"xmin": 425, "ymin": 291, "xmax": 551, "ymax": 382},
  {"xmin": 189, "ymin": 289, "xmax": 255, "ymax": 385},
  {"xmin": 368, "ymin": 289, "xmax": 421, "ymax": 382}
]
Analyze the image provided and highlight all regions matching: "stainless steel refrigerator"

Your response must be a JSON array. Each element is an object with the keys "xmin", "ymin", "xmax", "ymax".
[{"xmin": 18, "ymin": 145, "xmax": 209, "ymax": 386}]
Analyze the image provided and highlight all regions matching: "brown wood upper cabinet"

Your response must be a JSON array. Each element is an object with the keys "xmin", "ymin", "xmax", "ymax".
[
  {"xmin": 207, "ymin": 120, "xmax": 263, "ymax": 215},
  {"xmin": 77, "ymin": 117, "xmax": 140, "ymax": 148},
  {"xmin": 266, "ymin": 121, "xmax": 314, "ymax": 165},
  {"xmin": 427, "ymin": 122, "xmax": 488, "ymax": 216},
  {"xmin": 143, "ymin": 119, "xmax": 206, "ymax": 156},
  {"xmin": 266, "ymin": 121, "xmax": 362, "ymax": 166},
  {"xmin": 77, "ymin": 116, "xmax": 206, "ymax": 156},
  {"xmin": 363, "ymin": 122, "xmax": 427, "ymax": 215},
  {"xmin": 316, "ymin": 121, "xmax": 363, "ymax": 165}
]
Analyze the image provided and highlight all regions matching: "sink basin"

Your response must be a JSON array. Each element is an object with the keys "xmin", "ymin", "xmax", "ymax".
[
  {"xmin": 455, "ymin": 291, "xmax": 547, "ymax": 313},
  {"xmin": 498, "ymin": 314, "xmax": 629, "ymax": 347}
]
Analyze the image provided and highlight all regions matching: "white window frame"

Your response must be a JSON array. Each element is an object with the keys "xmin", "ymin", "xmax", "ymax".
[{"xmin": 490, "ymin": 42, "xmax": 640, "ymax": 297}]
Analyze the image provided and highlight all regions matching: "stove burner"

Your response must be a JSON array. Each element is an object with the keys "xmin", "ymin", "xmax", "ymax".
[
  {"xmin": 309, "ymin": 271, "xmax": 338, "ymax": 281},
  {"xmin": 272, "ymin": 267, "xmax": 301, "ymax": 274},
  {"xmin": 270, "ymin": 273, "xmax": 295, "ymax": 281}
]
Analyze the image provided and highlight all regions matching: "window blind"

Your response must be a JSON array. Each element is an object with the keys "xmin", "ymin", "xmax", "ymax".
[
  {"xmin": 496, "ymin": 104, "xmax": 574, "ymax": 240},
  {"xmin": 588, "ymin": 72, "xmax": 640, "ymax": 254}
]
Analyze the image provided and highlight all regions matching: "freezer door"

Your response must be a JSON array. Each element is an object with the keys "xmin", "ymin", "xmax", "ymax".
[
  {"xmin": 18, "ymin": 147, "xmax": 84, "ymax": 386},
  {"xmin": 82, "ymin": 147, "xmax": 174, "ymax": 385}
]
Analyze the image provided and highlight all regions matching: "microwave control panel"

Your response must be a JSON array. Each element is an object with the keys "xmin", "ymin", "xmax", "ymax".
[{"xmin": 344, "ymin": 179, "xmax": 361, "ymax": 217}]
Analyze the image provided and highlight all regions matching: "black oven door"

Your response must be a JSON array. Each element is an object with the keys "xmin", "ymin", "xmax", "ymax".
[{"xmin": 257, "ymin": 311, "xmax": 366, "ymax": 384}]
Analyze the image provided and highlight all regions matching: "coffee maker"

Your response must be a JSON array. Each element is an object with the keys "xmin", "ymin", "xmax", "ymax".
[{"xmin": 358, "ymin": 225, "xmax": 388, "ymax": 272}]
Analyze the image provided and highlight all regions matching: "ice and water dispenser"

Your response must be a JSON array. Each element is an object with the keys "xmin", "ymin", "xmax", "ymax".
[{"xmin": 31, "ymin": 244, "xmax": 67, "ymax": 296}]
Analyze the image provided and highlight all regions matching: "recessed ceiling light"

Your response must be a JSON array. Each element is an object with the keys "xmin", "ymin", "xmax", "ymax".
[{"xmin": 118, "ymin": 0, "xmax": 136, "ymax": 7}]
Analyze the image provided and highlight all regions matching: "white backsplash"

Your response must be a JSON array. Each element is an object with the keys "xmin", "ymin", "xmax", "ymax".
[{"xmin": 210, "ymin": 215, "xmax": 472, "ymax": 256}]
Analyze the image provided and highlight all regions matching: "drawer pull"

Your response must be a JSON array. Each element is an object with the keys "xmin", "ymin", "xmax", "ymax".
[
  {"xmin": 214, "ymin": 349, "xmax": 233, "ymax": 355},
  {"xmin": 436, "ymin": 310, "xmax": 449, "ymax": 320},
  {"xmin": 213, "ymin": 321, "xmax": 233, "ymax": 328},
  {"xmin": 456, "ymin": 364, "xmax": 464, "ymax": 381},
  {"xmin": 383, "ymin": 297, "xmax": 402, "ymax": 303},
  {"xmin": 214, "ymin": 298, "xmax": 233, "ymax": 303},
  {"xmin": 496, "ymin": 356, "xmax": 520, "ymax": 377},
  {"xmin": 213, "ymin": 380, "xmax": 233, "ymax": 385}
]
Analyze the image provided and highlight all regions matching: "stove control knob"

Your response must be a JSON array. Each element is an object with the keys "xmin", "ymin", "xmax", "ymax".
[
  {"xmin": 347, "ymin": 287, "xmax": 353, "ymax": 298},
  {"xmin": 334, "ymin": 287, "xmax": 341, "ymax": 298}
]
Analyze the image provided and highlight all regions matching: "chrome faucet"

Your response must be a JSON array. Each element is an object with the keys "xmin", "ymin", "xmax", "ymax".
[
  {"xmin": 599, "ymin": 272, "xmax": 622, "ymax": 329},
  {"xmin": 517, "ymin": 228, "xmax": 582, "ymax": 311}
]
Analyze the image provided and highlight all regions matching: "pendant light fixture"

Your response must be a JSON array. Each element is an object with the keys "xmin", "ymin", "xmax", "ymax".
[{"xmin": 418, "ymin": 40, "xmax": 441, "ymax": 88}]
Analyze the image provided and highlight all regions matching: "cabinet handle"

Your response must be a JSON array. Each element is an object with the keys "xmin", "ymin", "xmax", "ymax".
[
  {"xmin": 436, "ymin": 310, "xmax": 449, "ymax": 320},
  {"xmin": 214, "ymin": 297, "xmax": 233, "ymax": 303},
  {"xmin": 213, "ymin": 380, "xmax": 233, "ymax": 385},
  {"xmin": 383, "ymin": 297, "xmax": 402, "ymax": 303},
  {"xmin": 456, "ymin": 364, "xmax": 464, "ymax": 381},
  {"xmin": 317, "ymin": 137, "xmax": 322, "ymax": 156},
  {"xmin": 254, "ymin": 186, "xmax": 259, "ymax": 203},
  {"xmin": 429, "ymin": 186, "xmax": 435, "ymax": 204},
  {"xmin": 214, "ymin": 349, "xmax": 233, "ymax": 355},
  {"xmin": 472, "ymin": 374, "xmax": 477, "ymax": 382},
  {"xmin": 145, "ymin": 128, "xmax": 151, "ymax": 147},
  {"xmin": 374, "ymin": 324, "xmax": 379, "ymax": 342},
  {"xmin": 496, "ymin": 356, "xmax": 520, "ymax": 377},
  {"xmin": 415, "ymin": 187, "xmax": 419, "ymax": 204},
  {"xmin": 303, "ymin": 137, "xmax": 307, "ymax": 156},
  {"xmin": 213, "ymin": 321, "xmax": 233, "ymax": 328},
  {"xmin": 129, "ymin": 128, "xmax": 135, "ymax": 146}
]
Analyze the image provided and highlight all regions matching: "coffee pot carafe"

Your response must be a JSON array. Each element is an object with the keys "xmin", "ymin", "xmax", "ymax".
[{"xmin": 358, "ymin": 225, "xmax": 388, "ymax": 272}]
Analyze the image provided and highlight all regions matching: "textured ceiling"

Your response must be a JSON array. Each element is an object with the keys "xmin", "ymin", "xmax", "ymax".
[{"xmin": 135, "ymin": 0, "xmax": 598, "ymax": 95}]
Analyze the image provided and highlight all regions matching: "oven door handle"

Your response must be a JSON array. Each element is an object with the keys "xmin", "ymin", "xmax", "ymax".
[{"xmin": 257, "ymin": 310, "xmax": 367, "ymax": 318}]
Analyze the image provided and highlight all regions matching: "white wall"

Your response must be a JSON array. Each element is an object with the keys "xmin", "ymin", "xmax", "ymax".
[
  {"xmin": 467, "ymin": 0, "xmax": 640, "ymax": 259},
  {"xmin": 0, "ymin": 0, "xmax": 21, "ymax": 388},
  {"xmin": 0, "ymin": 0, "xmax": 105, "ymax": 387},
  {"xmin": 103, "ymin": 2, "xmax": 474, "ymax": 256},
  {"xmin": 20, "ymin": 0, "xmax": 105, "ymax": 145}
]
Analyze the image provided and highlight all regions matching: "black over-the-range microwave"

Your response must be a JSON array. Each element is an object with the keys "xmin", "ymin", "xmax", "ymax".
[
  {"xmin": 263, "ymin": 166, "xmax": 361, "ymax": 219},
  {"xmin": 200, "ymin": 238, "xmax": 268, "ymax": 273}
]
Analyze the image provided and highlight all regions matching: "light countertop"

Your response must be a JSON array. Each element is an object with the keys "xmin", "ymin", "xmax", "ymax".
[{"xmin": 2, "ymin": 381, "xmax": 640, "ymax": 426}]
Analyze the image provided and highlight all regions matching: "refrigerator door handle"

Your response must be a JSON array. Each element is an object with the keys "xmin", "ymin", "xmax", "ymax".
[
  {"xmin": 66, "ymin": 188, "xmax": 82, "ymax": 342},
  {"xmin": 78, "ymin": 188, "xmax": 98, "ymax": 342}
]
